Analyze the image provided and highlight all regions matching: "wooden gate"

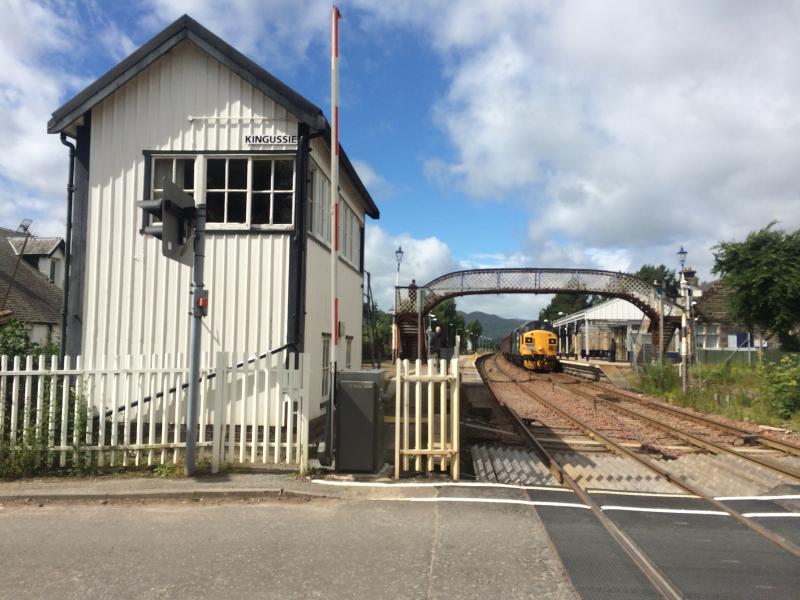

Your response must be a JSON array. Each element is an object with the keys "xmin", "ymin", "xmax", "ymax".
[{"xmin": 394, "ymin": 358, "xmax": 460, "ymax": 480}]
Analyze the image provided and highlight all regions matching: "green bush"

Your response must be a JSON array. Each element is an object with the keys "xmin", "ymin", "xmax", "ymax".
[
  {"xmin": 759, "ymin": 354, "xmax": 800, "ymax": 418},
  {"xmin": 635, "ymin": 361, "xmax": 680, "ymax": 395}
]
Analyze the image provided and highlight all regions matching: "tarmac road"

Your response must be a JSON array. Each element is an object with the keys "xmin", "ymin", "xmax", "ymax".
[{"xmin": 0, "ymin": 495, "xmax": 577, "ymax": 600}]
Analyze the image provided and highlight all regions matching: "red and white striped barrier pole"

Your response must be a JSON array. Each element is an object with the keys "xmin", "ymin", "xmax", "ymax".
[{"xmin": 328, "ymin": 5, "xmax": 341, "ymax": 458}]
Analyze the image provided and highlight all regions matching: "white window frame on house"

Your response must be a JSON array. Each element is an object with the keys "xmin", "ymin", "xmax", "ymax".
[
  {"xmin": 205, "ymin": 155, "xmax": 295, "ymax": 230},
  {"xmin": 345, "ymin": 335, "xmax": 353, "ymax": 369},
  {"xmin": 146, "ymin": 153, "xmax": 295, "ymax": 231},
  {"xmin": 696, "ymin": 324, "xmax": 720, "ymax": 349},
  {"xmin": 151, "ymin": 156, "xmax": 196, "ymax": 201}
]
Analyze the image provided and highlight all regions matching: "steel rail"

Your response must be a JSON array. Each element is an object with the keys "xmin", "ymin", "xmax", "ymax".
[
  {"xmin": 577, "ymin": 380, "xmax": 800, "ymax": 456},
  {"xmin": 475, "ymin": 355, "xmax": 683, "ymax": 600},
  {"xmin": 492, "ymin": 356, "xmax": 800, "ymax": 559},
  {"xmin": 559, "ymin": 382, "xmax": 800, "ymax": 482}
]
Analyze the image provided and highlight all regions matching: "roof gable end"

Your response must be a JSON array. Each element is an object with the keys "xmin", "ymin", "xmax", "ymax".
[{"xmin": 48, "ymin": 14, "xmax": 326, "ymax": 135}]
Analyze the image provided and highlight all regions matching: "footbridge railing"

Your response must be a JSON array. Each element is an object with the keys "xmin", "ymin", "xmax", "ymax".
[{"xmin": 395, "ymin": 268, "xmax": 681, "ymax": 324}]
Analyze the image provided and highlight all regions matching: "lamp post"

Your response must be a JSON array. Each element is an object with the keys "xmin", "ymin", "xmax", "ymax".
[
  {"xmin": 677, "ymin": 246, "xmax": 689, "ymax": 394},
  {"xmin": 392, "ymin": 245, "xmax": 404, "ymax": 361}
]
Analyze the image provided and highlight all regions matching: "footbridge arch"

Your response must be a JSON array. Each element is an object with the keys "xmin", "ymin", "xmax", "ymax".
[{"xmin": 394, "ymin": 268, "xmax": 681, "ymax": 359}]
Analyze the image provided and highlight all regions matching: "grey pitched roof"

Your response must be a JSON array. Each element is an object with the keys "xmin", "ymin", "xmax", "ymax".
[
  {"xmin": 48, "ymin": 14, "xmax": 379, "ymax": 219},
  {"xmin": 0, "ymin": 230, "xmax": 62, "ymax": 325},
  {"xmin": 8, "ymin": 237, "xmax": 63, "ymax": 257}
]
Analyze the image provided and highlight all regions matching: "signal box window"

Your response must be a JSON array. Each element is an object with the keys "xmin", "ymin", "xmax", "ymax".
[
  {"xmin": 151, "ymin": 157, "xmax": 195, "ymax": 201},
  {"xmin": 206, "ymin": 157, "xmax": 295, "ymax": 228}
]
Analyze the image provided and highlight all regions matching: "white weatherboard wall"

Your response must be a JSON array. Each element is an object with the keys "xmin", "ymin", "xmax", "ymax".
[{"xmin": 83, "ymin": 41, "xmax": 296, "ymax": 366}]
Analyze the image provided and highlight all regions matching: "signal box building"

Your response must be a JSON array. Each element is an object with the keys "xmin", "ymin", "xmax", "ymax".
[{"xmin": 48, "ymin": 15, "xmax": 379, "ymax": 419}]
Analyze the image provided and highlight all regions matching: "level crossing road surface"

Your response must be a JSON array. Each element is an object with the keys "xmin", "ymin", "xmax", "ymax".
[{"xmin": 0, "ymin": 494, "xmax": 577, "ymax": 600}]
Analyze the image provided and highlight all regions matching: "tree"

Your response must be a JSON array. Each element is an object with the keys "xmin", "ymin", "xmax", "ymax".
[
  {"xmin": 465, "ymin": 319, "xmax": 483, "ymax": 349},
  {"xmin": 362, "ymin": 302, "xmax": 393, "ymax": 362},
  {"xmin": 635, "ymin": 264, "xmax": 679, "ymax": 300},
  {"xmin": 712, "ymin": 223, "xmax": 800, "ymax": 349},
  {"xmin": 538, "ymin": 293, "xmax": 596, "ymax": 322},
  {"xmin": 430, "ymin": 299, "xmax": 465, "ymax": 348}
]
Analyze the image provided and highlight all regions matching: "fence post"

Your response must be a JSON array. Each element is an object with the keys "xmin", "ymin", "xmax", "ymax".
[
  {"xmin": 0, "ymin": 356, "xmax": 6, "ymax": 449},
  {"xmin": 211, "ymin": 352, "xmax": 226, "ymax": 474},
  {"xmin": 299, "ymin": 354, "xmax": 309, "ymax": 474},
  {"xmin": 394, "ymin": 358, "xmax": 401, "ymax": 479},
  {"xmin": 451, "ymin": 357, "xmax": 460, "ymax": 481}
]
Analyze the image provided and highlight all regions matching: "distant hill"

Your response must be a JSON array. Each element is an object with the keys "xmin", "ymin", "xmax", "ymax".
[{"xmin": 459, "ymin": 311, "xmax": 529, "ymax": 341}]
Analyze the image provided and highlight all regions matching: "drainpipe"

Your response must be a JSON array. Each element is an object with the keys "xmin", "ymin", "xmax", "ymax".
[{"xmin": 59, "ymin": 133, "xmax": 76, "ymax": 365}]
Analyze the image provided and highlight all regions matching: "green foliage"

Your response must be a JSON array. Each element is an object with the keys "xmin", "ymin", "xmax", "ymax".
[
  {"xmin": 0, "ymin": 319, "xmax": 35, "ymax": 357},
  {"xmin": 759, "ymin": 354, "xmax": 800, "ymax": 418},
  {"xmin": 712, "ymin": 223, "xmax": 800, "ymax": 346},
  {"xmin": 632, "ymin": 360, "xmax": 799, "ymax": 429},
  {"xmin": 0, "ymin": 319, "xmax": 60, "ymax": 359},
  {"xmin": 430, "ymin": 299, "xmax": 465, "ymax": 347},
  {"xmin": 539, "ymin": 293, "xmax": 596, "ymax": 322},
  {"xmin": 635, "ymin": 264, "xmax": 679, "ymax": 300},
  {"xmin": 634, "ymin": 362, "xmax": 680, "ymax": 395},
  {"xmin": 465, "ymin": 319, "xmax": 483, "ymax": 349},
  {"xmin": 362, "ymin": 302, "xmax": 393, "ymax": 362}
]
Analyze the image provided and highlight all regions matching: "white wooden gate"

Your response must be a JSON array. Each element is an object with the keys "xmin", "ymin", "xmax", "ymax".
[
  {"xmin": 0, "ymin": 351, "xmax": 308, "ymax": 473},
  {"xmin": 394, "ymin": 358, "xmax": 460, "ymax": 480}
]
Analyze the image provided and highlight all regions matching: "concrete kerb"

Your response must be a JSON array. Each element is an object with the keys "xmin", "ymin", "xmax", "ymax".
[{"xmin": 0, "ymin": 474, "xmax": 342, "ymax": 505}]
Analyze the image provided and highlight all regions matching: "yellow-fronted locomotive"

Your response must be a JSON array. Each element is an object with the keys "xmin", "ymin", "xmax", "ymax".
[{"xmin": 501, "ymin": 320, "xmax": 560, "ymax": 372}]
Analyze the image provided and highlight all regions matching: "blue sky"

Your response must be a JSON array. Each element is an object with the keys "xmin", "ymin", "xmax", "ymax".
[{"xmin": 2, "ymin": 1, "xmax": 800, "ymax": 319}]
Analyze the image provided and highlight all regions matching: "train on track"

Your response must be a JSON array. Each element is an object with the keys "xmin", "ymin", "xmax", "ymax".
[{"xmin": 501, "ymin": 320, "xmax": 560, "ymax": 372}]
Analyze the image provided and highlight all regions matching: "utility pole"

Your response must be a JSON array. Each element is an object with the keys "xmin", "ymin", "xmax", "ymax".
[
  {"xmin": 655, "ymin": 280, "xmax": 664, "ymax": 363},
  {"xmin": 185, "ymin": 200, "xmax": 206, "ymax": 476},
  {"xmin": 678, "ymin": 246, "xmax": 688, "ymax": 394}
]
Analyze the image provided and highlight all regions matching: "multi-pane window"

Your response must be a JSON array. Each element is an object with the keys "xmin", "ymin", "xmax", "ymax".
[
  {"xmin": 151, "ymin": 157, "xmax": 195, "ymax": 199},
  {"xmin": 307, "ymin": 166, "xmax": 362, "ymax": 268},
  {"xmin": 206, "ymin": 157, "xmax": 295, "ymax": 227},
  {"xmin": 308, "ymin": 167, "xmax": 331, "ymax": 243},
  {"xmin": 695, "ymin": 324, "xmax": 720, "ymax": 349},
  {"xmin": 321, "ymin": 334, "xmax": 331, "ymax": 397}
]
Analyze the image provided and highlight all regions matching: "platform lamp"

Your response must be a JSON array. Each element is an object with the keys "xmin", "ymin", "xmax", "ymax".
[{"xmin": 392, "ymin": 245, "xmax": 404, "ymax": 361}]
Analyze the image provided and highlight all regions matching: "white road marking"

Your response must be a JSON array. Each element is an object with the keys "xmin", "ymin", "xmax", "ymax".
[
  {"xmin": 601, "ymin": 505, "xmax": 729, "ymax": 516},
  {"xmin": 311, "ymin": 480, "xmax": 570, "ymax": 492},
  {"xmin": 389, "ymin": 497, "xmax": 590, "ymax": 509},
  {"xmin": 741, "ymin": 512, "xmax": 800, "ymax": 518},
  {"xmin": 715, "ymin": 494, "xmax": 800, "ymax": 501},
  {"xmin": 588, "ymin": 489, "xmax": 698, "ymax": 498}
]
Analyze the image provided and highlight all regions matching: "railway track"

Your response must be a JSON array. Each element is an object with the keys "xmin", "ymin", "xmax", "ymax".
[
  {"xmin": 569, "ymin": 377, "xmax": 800, "ymax": 456},
  {"xmin": 474, "ymin": 353, "xmax": 800, "ymax": 566}
]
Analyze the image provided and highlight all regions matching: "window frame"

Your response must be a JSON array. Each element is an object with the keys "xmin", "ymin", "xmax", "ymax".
[{"xmin": 142, "ymin": 150, "xmax": 297, "ymax": 234}]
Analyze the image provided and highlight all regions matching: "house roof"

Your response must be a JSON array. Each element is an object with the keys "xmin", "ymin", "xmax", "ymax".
[
  {"xmin": 8, "ymin": 237, "xmax": 63, "ymax": 257},
  {"xmin": 695, "ymin": 280, "xmax": 735, "ymax": 324},
  {"xmin": 48, "ymin": 14, "xmax": 379, "ymax": 219},
  {"xmin": 0, "ymin": 230, "xmax": 62, "ymax": 325},
  {"xmin": 552, "ymin": 297, "xmax": 647, "ymax": 327}
]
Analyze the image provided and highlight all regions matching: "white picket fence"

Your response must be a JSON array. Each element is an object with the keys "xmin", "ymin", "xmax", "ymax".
[
  {"xmin": 394, "ymin": 358, "xmax": 460, "ymax": 480},
  {"xmin": 0, "ymin": 351, "xmax": 308, "ymax": 473}
]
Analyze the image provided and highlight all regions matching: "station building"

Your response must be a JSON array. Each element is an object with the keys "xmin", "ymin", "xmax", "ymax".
[{"xmin": 47, "ymin": 15, "xmax": 379, "ymax": 418}]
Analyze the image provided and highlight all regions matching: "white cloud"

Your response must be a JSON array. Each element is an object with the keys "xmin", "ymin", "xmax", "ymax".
[
  {"xmin": 359, "ymin": 1, "xmax": 800, "ymax": 279},
  {"xmin": 0, "ymin": 0, "xmax": 81, "ymax": 234},
  {"xmin": 142, "ymin": 0, "xmax": 332, "ymax": 68},
  {"xmin": 351, "ymin": 159, "xmax": 395, "ymax": 201}
]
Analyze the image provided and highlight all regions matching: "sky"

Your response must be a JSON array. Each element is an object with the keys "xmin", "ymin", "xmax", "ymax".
[{"xmin": 2, "ymin": 0, "xmax": 799, "ymax": 319}]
